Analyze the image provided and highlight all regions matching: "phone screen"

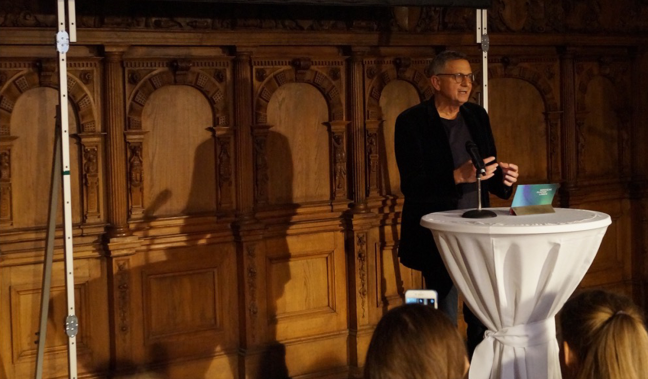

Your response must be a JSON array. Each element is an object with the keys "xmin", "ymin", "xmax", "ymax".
[{"xmin": 405, "ymin": 297, "xmax": 436, "ymax": 307}]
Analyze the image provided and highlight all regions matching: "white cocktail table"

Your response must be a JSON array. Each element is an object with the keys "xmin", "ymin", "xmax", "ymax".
[{"xmin": 420, "ymin": 208, "xmax": 611, "ymax": 379}]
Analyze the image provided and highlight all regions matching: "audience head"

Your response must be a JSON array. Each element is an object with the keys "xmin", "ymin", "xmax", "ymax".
[
  {"xmin": 364, "ymin": 303, "xmax": 468, "ymax": 379},
  {"xmin": 559, "ymin": 289, "xmax": 648, "ymax": 379}
]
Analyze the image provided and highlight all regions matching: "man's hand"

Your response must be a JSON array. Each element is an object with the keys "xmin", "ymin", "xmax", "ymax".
[
  {"xmin": 454, "ymin": 157, "xmax": 497, "ymax": 184},
  {"xmin": 500, "ymin": 162, "xmax": 519, "ymax": 187}
]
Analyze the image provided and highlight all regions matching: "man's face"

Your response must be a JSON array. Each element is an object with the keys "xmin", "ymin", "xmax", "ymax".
[{"xmin": 431, "ymin": 59, "xmax": 473, "ymax": 106}]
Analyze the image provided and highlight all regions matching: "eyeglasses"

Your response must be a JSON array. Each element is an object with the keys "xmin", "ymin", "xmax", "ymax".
[{"xmin": 436, "ymin": 73, "xmax": 476, "ymax": 84}]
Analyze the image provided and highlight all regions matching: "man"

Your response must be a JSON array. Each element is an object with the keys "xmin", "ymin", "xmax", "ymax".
[{"xmin": 394, "ymin": 50, "xmax": 519, "ymax": 356}]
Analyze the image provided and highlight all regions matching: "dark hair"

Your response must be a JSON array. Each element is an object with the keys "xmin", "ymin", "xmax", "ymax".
[
  {"xmin": 560, "ymin": 290, "xmax": 648, "ymax": 379},
  {"xmin": 364, "ymin": 304, "xmax": 467, "ymax": 379},
  {"xmin": 428, "ymin": 50, "xmax": 468, "ymax": 77}
]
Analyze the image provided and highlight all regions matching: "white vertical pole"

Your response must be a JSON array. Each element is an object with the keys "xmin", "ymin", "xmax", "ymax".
[
  {"xmin": 477, "ymin": 9, "xmax": 489, "ymax": 112},
  {"xmin": 56, "ymin": 0, "xmax": 79, "ymax": 378}
]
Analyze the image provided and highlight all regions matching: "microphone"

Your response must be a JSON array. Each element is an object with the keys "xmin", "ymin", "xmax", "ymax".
[
  {"xmin": 462, "ymin": 140, "xmax": 497, "ymax": 219},
  {"xmin": 465, "ymin": 141, "xmax": 486, "ymax": 175}
]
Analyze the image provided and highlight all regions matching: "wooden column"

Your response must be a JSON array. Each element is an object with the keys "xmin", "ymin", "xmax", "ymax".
[
  {"xmin": 103, "ymin": 45, "xmax": 142, "ymax": 371},
  {"xmin": 559, "ymin": 47, "xmax": 578, "ymax": 207},
  {"xmin": 103, "ymin": 46, "xmax": 130, "ymax": 237},
  {"xmin": 232, "ymin": 50, "xmax": 268, "ymax": 378},
  {"xmin": 348, "ymin": 48, "xmax": 370, "ymax": 213},
  {"xmin": 345, "ymin": 213, "xmax": 378, "ymax": 378}
]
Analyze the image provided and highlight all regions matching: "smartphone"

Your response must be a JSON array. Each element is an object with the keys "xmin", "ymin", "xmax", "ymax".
[{"xmin": 404, "ymin": 289, "xmax": 438, "ymax": 309}]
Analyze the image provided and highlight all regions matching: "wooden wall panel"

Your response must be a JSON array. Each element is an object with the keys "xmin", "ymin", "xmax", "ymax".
[
  {"xmin": 266, "ymin": 231, "xmax": 347, "ymax": 340},
  {"xmin": 489, "ymin": 78, "xmax": 548, "ymax": 183},
  {"xmin": 579, "ymin": 199, "xmax": 632, "ymax": 290},
  {"xmin": 1, "ymin": 1, "xmax": 648, "ymax": 378},
  {"xmin": 142, "ymin": 85, "xmax": 217, "ymax": 217},
  {"xmin": 377, "ymin": 80, "xmax": 420, "ymax": 196},
  {"xmin": 581, "ymin": 77, "xmax": 622, "ymax": 179},
  {"xmin": 135, "ymin": 244, "xmax": 237, "ymax": 362},
  {"xmin": 1, "ymin": 259, "xmax": 109, "ymax": 379},
  {"xmin": 11, "ymin": 88, "xmax": 83, "ymax": 228},
  {"xmin": 266, "ymin": 83, "xmax": 330, "ymax": 205}
]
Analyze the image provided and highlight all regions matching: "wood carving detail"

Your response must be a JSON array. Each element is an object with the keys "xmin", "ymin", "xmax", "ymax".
[
  {"xmin": 246, "ymin": 244, "xmax": 258, "ymax": 341},
  {"xmin": 366, "ymin": 126, "xmax": 380, "ymax": 197},
  {"xmin": 487, "ymin": 63, "xmax": 560, "ymax": 112},
  {"xmin": 0, "ymin": 149, "xmax": 12, "ymax": 225},
  {"xmin": 254, "ymin": 64, "xmax": 344, "ymax": 124},
  {"xmin": 357, "ymin": 233, "xmax": 368, "ymax": 319},
  {"xmin": 575, "ymin": 114, "xmax": 588, "ymax": 176},
  {"xmin": 253, "ymin": 133, "xmax": 270, "ymax": 206},
  {"xmin": 116, "ymin": 260, "xmax": 130, "ymax": 335},
  {"xmin": 0, "ymin": 65, "xmax": 99, "ymax": 135},
  {"xmin": 332, "ymin": 134, "xmax": 347, "ymax": 198},
  {"xmin": 127, "ymin": 143, "xmax": 145, "ymax": 218},
  {"xmin": 365, "ymin": 59, "xmax": 432, "ymax": 120},
  {"xmin": 3, "ymin": 2, "xmax": 648, "ymax": 33},
  {"xmin": 126, "ymin": 62, "xmax": 230, "ymax": 130},
  {"xmin": 82, "ymin": 145, "xmax": 101, "ymax": 222},
  {"xmin": 544, "ymin": 111, "xmax": 562, "ymax": 181},
  {"xmin": 216, "ymin": 132, "xmax": 234, "ymax": 211}
]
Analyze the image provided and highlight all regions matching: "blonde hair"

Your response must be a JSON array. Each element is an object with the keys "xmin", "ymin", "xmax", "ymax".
[
  {"xmin": 560, "ymin": 290, "xmax": 648, "ymax": 379},
  {"xmin": 364, "ymin": 304, "xmax": 467, "ymax": 379}
]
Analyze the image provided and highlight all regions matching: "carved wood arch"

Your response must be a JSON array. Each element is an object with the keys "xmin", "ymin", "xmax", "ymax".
[
  {"xmin": 253, "ymin": 66, "xmax": 344, "ymax": 125},
  {"xmin": 575, "ymin": 64, "xmax": 628, "ymax": 112},
  {"xmin": 485, "ymin": 65, "xmax": 560, "ymax": 112},
  {"xmin": 251, "ymin": 64, "xmax": 347, "ymax": 207},
  {"xmin": 126, "ymin": 66, "xmax": 229, "ymax": 131},
  {"xmin": 124, "ymin": 63, "xmax": 233, "ymax": 218},
  {"xmin": 0, "ymin": 69, "xmax": 99, "ymax": 134},
  {"xmin": 364, "ymin": 61, "xmax": 432, "ymax": 198},
  {"xmin": 365, "ymin": 65, "xmax": 433, "ymax": 121},
  {"xmin": 0, "ymin": 63, "xmax": 102, "ymax": 226}
]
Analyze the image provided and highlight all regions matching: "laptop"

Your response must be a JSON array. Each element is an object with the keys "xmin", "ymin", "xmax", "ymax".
[{"xmin": 510, "ymin": 183, "xmax": 559, "ymax": 215}]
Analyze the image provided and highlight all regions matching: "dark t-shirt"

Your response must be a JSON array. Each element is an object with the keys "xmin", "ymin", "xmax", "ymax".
[{"xmin": 440, "ymin": 114, "xmax": 478, "ymax": 209}]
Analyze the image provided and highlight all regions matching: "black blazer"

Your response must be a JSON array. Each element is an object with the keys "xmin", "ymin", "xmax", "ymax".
[{"xmin": 395, "ymin": 99, "xmax": 512, "ymax": 289}]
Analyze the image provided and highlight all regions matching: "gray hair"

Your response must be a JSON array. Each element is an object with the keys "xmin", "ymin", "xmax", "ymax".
[{"xmin": 428, "ymin": 50, "xmax": 468, "ymax": 77}]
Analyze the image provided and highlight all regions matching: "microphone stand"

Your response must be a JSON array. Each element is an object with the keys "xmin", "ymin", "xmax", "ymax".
[{"xmin": 462, "ymin": 171, "xmax": 497, "ymax": 218}]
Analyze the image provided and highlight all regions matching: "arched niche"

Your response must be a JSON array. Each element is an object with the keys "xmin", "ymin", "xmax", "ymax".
[{"xmin": 141, "ymin": 85, "xmax": 216, "ymax": 217}]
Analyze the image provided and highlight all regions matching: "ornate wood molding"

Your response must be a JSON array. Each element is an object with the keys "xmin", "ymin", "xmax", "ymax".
[
  {"xmin": 365, "ymin": 57, "xmax": 433, "ymax": 120},
  {"xmin": 487, "ymin": 60, "xmax": 560, "ymax": 112},
  {"xmin": 252, "ymin": 58, "xmax": 345, "ymax": 125},
  {"xmin": 116, "ymin": 259, "xmax": 131, "ymax": 336},
  {"xmin": 209, "ymin": 126, "xmax": 236, "ymax": 213},
  {"xmin": 0, "ymin": 137, "xmax": 17, "ymax": 226},
  {"xmin": 77, "ymin": 133, "xmax": 103, "ymax": 223},
  {"xmin": 0, "ymin": 58, "xmax": 100, "ymax": 229},
  {"xmin": 365, "ymin": 120, "xmax": 383, "ymax": 198},
  {"xmin": 125, "ymin": 59, "xmax": 231, "ymax": 131},
  {"xmin": 544, "ymin": 111, "xmax": 563, "ymax": 182},
  {"xmin": 124, "ymin": 130, "xmax": 148, "ymax": 219},
  {"xmin": 246, "ymin": 243, "xmax": 258, "ymax": 342},
  {"xmin": 324, "ymin": 121, "xmax": 350, "ymax": 202},
  {"xmin": 356, "ymin": 233, "xmax": 368, "ymax": 318},
  {"xmin": 251, "ymin": 124, "xmax": 272, "ymax": 207}
]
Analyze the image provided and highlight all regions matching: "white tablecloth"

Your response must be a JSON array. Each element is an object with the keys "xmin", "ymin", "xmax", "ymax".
[{"xmin": 420, "ymin": 208, "xmax": 610, "ymax": 379}]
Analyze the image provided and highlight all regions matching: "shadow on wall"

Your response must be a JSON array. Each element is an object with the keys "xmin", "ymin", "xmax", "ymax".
[{"xmin": 252, "ymin": 130, "xmax": 293, "ymax": 379}]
